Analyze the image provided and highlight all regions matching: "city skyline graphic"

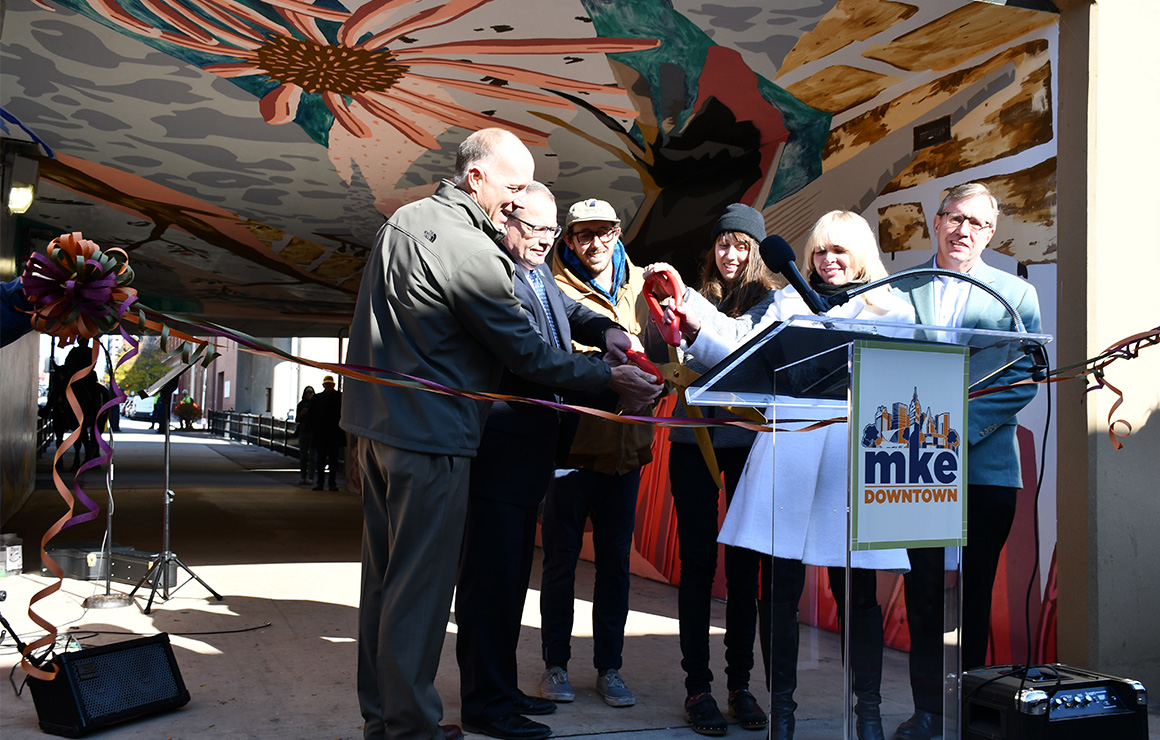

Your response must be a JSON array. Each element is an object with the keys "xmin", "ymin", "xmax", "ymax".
[{"xmin": 861, "ymin": 387, "xmax": 961, "ymax": 453}]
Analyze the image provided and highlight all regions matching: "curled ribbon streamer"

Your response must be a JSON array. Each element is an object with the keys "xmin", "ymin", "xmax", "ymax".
[
  {"xmin": 1097, "ymin": 377, "xmax": 1131, "ymax": 451},
  {"xmin": 23, "ymin": 343, "xmax": 105, "ymax": 680},
  {"xmin": 973, "ymin": 326, "xmax": 1159, "ymax": 450},
  {"xmin": 19, "ymin": 234, "xmax": 136, "ymax": 681},
  {"xmin": 61, "ymin": 348, "xmax": 103, "ymax": 531},
  {"xmin": 21, "ymin": 240, "xmax": 1153, "ymax": 683},
  {"xmin": 67, "ymin": 346, "xmax": 113, "ymax": 530},
  {"xmin": 1081, "ymin": 326, "xmax": 1159, "ymax": 450},
  {"xmin": 21, "ymin": 232, "xmax": 136, "ymax": 346},
  {"xmin": 132, "ymin": 305, "xmax": 772, "ymax": 432}
]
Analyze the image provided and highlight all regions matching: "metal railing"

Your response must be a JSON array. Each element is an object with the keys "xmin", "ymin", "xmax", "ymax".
[
  {"xmin": 207, "ymin": 410, "xmax": 298, "ymax": 456},
  {"xmin": 36, "ymin": 411, "xmax": 54, "ymax": 456},
  {"xmin": 206, "ymin": 410, "xmax": 345, "ymax": 479}
]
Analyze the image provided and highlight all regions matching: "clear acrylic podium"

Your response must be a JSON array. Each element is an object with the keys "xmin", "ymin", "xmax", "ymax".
[{"xmin": 686, "ymin": 313, "xmax": 1052, "ymax": 740}]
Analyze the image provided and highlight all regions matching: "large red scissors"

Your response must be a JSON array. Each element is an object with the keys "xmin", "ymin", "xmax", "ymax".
[{"xmin": 643, "ymin": 268, "xmax": 684, "ymax": 346}]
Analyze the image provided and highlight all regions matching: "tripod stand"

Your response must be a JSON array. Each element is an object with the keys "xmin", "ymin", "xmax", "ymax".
[{"xmin": 128, "ymin": 375, "xmax": 222, "ymax": 614}]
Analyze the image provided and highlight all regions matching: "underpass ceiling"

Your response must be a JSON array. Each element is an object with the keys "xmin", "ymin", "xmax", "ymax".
[{"xmin": 1, "ymin": 0, "xmax": 1057, "ymax": 337}]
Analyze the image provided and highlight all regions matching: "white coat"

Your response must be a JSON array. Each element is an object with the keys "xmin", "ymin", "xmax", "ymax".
[{"xmin": 711, "ymin": 285, "xmax": 915, "ymax": 570}]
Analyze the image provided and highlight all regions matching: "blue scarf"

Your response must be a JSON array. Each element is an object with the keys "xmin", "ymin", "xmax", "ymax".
[{"xmin": 560, "ymin": 238, "xmax": 627, "ymax": 303}]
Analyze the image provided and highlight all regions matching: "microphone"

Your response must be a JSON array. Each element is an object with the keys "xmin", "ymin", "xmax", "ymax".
[
  {"xmin": 1026, "ymin": 341, "xmax": 1050, "ymax": 382},
  {"xmin": 758, "ymin": 234, "xmax": 833, "ymax": 315}
]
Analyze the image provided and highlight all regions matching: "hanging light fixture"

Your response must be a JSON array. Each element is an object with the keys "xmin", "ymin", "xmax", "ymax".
[{"xmin": 5, "ymin": 154, "xmax": 39, "ymax": 215}]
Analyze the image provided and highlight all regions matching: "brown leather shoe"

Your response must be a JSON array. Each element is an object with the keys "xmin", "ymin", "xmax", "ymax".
[{"xmin": 441, "ymin": 724, "xmax": 464, "ymax": 740}]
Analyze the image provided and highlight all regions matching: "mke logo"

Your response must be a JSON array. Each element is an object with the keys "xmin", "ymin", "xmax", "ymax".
[{"xmin": 860, "ymin": 387, "xmax": 961, "ymax": 503}]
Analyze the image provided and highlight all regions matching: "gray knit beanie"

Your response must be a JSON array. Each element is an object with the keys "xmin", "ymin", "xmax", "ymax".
[{"xmin": 711, "ymin": 203, "xmax": 766, "ymax": 243}]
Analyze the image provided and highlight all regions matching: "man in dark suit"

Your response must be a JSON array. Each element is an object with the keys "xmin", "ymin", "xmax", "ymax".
[
  {"xmin": 310, "ymin": 375, "xmax": 345, "ymax": 491},
  {"xmin": 455, "ymin": 182, "xmax": 629, "ymax": 740},
  {"xmin": 893, "ymin": 182, "xmax": 1042, "ymax": 740}
]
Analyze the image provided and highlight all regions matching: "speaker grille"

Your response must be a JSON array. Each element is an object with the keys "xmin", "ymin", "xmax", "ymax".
[
  {"xmin": 29, "ymin": 634, "xmax": 190, "ymax": 737},
  {"xmin": 69, "ymin": 641, "xmax": 181, "ymax": 717}
]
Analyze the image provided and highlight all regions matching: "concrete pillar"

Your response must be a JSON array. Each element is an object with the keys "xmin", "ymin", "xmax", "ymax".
[{"xmin": 1055, "ymin": 0, "xmax": 1160, "ymax": 691}]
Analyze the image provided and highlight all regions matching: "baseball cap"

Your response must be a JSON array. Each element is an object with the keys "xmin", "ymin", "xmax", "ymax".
[{"xmin": 565, "ymin": 199, "xmax": 620, "ymax": 229}]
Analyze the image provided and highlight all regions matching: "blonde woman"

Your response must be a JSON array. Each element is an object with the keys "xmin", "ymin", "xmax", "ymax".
[{"xmin": 713, "ymin": 211, "xmax": 914, "ymax": 740}]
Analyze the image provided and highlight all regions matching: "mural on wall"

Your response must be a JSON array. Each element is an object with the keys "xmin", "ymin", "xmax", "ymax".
[
  {"xmin": 4, "ymin": 0, "xmax": 1062, "ymax": 664},
  {"xmin": 757, "ymin": 0, "xmax": 1060, "ymax": 663},
  {"xmin": 2, "ymin": 0, "xmax": 836, "ymax": 330}
]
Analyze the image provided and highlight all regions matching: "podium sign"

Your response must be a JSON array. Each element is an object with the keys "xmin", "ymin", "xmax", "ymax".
[
  {"xmin": 849, "ymin": 340, "xmax": 969, "ymax": 550},
  {"xmin": 685, "ymin": 307, "xmax": 1051, "ymax": 740}
]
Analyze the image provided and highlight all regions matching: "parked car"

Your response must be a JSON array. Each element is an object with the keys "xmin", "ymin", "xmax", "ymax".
[{"xmin": 127, "ymin": 396, "xmax": 156, "ymax": 421}]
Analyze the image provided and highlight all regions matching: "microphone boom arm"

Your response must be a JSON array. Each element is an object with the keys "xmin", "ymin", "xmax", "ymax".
[{"xmin": 838, "ymin": 267, "xmax": 1028, "ymax": 333}]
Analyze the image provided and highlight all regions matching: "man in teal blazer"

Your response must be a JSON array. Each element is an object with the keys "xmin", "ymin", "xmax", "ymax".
[{"xmin": 893, "ymin": 183, "xmax": 1042, "ymax": 740}]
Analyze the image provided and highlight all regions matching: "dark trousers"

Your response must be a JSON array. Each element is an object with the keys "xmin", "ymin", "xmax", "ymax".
[
  {"xmin": 903, "ymin": 484, "xmax": 1018, "ymax": 714},
  {"xmin": 827, "ymin": 567, "xmax": 881, "ymax": 614},
  {"xmin": 768, "ymin": 559, "xmax": 878, "ymax": 611},
  {"xmin": 455, "ymin": 495, "xmax": 539, "ymax": 723},
  {"xmin": 356, "ymin": 439, "xmax": 470, "ymax": 740},
  {"xmin": 316, "ymin": 444, "xmax": 341, "ymax": 487},
  {"xmin": 539, "ymin": 467, "xmax": 638, "ymax": 671},
  {"xmin": 299, "ymin": 432, "xmax": 315, "ymax": 480},
  {"xmin": 669, "ymin": 444, "xmax": 765, "ymax": 695}
]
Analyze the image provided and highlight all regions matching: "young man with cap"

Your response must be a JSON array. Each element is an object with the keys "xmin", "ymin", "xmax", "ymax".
[{"xmin": 537, "ymin": 198, "xmax": 657, "ymax": 709}]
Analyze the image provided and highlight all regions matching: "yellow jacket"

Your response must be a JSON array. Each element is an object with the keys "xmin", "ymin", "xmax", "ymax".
[{"xmin": 550, "ymin": 246, "xmax": 657, "ymax": 475}]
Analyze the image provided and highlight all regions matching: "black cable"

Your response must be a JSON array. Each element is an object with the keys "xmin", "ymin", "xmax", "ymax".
[
  {"xmin": 9, "ymin": 661, "xmax": 28, "ymax": 697},
  {"xmin": 1004, "ymin": 367, "xmax": 1053, "ymax": 709},
  {"xmin": 65, "ymin": 622, "xmax": 272, "ymax": 638},
  {"xmin": 0, "ymin": 610, "xmax": 49, "ymax": 698},
  {"xmin": 964, "ymin": 662, "xmax": 1062, "ymax": 706},
  {"xmin": 1024, "ymin": 376, "xmax": 1051, "ymax": 669},
  {"xmin": 1, "ymin": 614, "xmax": 271, "ymax": 698},
  {"xmin": 963, "ymin": 361, "xmax": 1054, "ymax": 716}
]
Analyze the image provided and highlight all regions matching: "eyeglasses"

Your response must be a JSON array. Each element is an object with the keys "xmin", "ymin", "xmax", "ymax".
[
  {"xmin": 508, "ymin": 213, "xmax": 562, "ymax": 239},
  {"xmin": 570, "ymin": 226, "xmax": 619, "ymax": 244},
  {"xmin": 938, "ymin": 211, "xmax": 993, "ymax": 232}
]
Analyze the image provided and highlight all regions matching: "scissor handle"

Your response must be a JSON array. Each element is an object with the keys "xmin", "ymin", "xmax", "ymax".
[
  {"xmin": 643, "ymin": 269, "xmax": 684, "ymax": 346},
  {"xmin": 625, "ymin": 349, "xmax": 662, "ymax": 383}
]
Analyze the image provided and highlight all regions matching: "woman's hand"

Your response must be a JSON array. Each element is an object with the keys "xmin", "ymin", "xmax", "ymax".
[
  {"xmin": 642, "ymin": 262, "xmax": 685, "ymax": 299},
  {"xmin": 666, "ymin": 302, "xmax": 700, "ymax": 341}
]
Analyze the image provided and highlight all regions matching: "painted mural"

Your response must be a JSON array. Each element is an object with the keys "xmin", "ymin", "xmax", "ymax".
[
  {"xmin": 3, "ymin": 0, "xmax": 1061, "ymax": 667},
  {"xmin": 2, "ymin": 0, "xmax": 839, "ymax": 330}
]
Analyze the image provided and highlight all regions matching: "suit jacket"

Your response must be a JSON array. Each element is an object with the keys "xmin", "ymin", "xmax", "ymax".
[
  {"xmin": 900, "ymin": 256, "xmax": 1041, "ymax": 487},
  {"xmin": 472, "ymin": 262, "xmax": 616, "ymax": 506},
  {"xmin": 310, "ymin": 388, "xmax": 346, "ymax": 448},
  {"xmin": 341, "ymin": 181, "xmax": 611, "ymax": 457}
]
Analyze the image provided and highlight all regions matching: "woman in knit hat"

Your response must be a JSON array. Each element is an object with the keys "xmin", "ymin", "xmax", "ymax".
[{"xmin": 662, "ymin": 203, "xmax": 781, "ymax": 736}]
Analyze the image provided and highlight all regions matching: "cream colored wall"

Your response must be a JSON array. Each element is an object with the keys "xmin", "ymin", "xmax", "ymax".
[
  {"xmin": 0, "ymin": 331, "xmax": 38, "ymax": 527},
  {"xmin": 1056, "ymin": 0, "xmax": 1160, "ymax": 692}
]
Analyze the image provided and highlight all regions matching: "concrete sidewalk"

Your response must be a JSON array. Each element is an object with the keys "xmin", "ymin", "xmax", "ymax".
[{"xmin": 1, "ymin": 421, "xmax": 1154, "ymax": 739}]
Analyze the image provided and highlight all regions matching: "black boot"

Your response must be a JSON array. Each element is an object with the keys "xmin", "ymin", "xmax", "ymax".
[
  {"xmin": 851, "ymin": 605, "xmax": 885, "ymax": 740},
  {"xmin": 767, "ymin": 600, "xmax": 799, "ymax": 740},
  {"xmin": 757, "ymin": 590, "xmax": 771, "ymax": 686}
]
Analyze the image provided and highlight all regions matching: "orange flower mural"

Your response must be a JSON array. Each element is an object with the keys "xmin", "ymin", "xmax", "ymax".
[{"xmin": 63, "ymin": 0, "xmax": 657, "ymax": 149}]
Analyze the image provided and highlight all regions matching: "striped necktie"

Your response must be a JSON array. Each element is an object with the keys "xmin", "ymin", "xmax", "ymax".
[{"xmin": 529, "ymin": 269, "xmax": 561, "ymax": 348}]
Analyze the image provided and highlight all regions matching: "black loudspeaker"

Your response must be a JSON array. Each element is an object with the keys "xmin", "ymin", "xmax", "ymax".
[
  {"xmin": 962, "ymin": 664, "xmax": 1148, "ymax": 740},
  {"xmin": 26, "ymin": 633, "xmax": 191, "ymax": 737}
]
